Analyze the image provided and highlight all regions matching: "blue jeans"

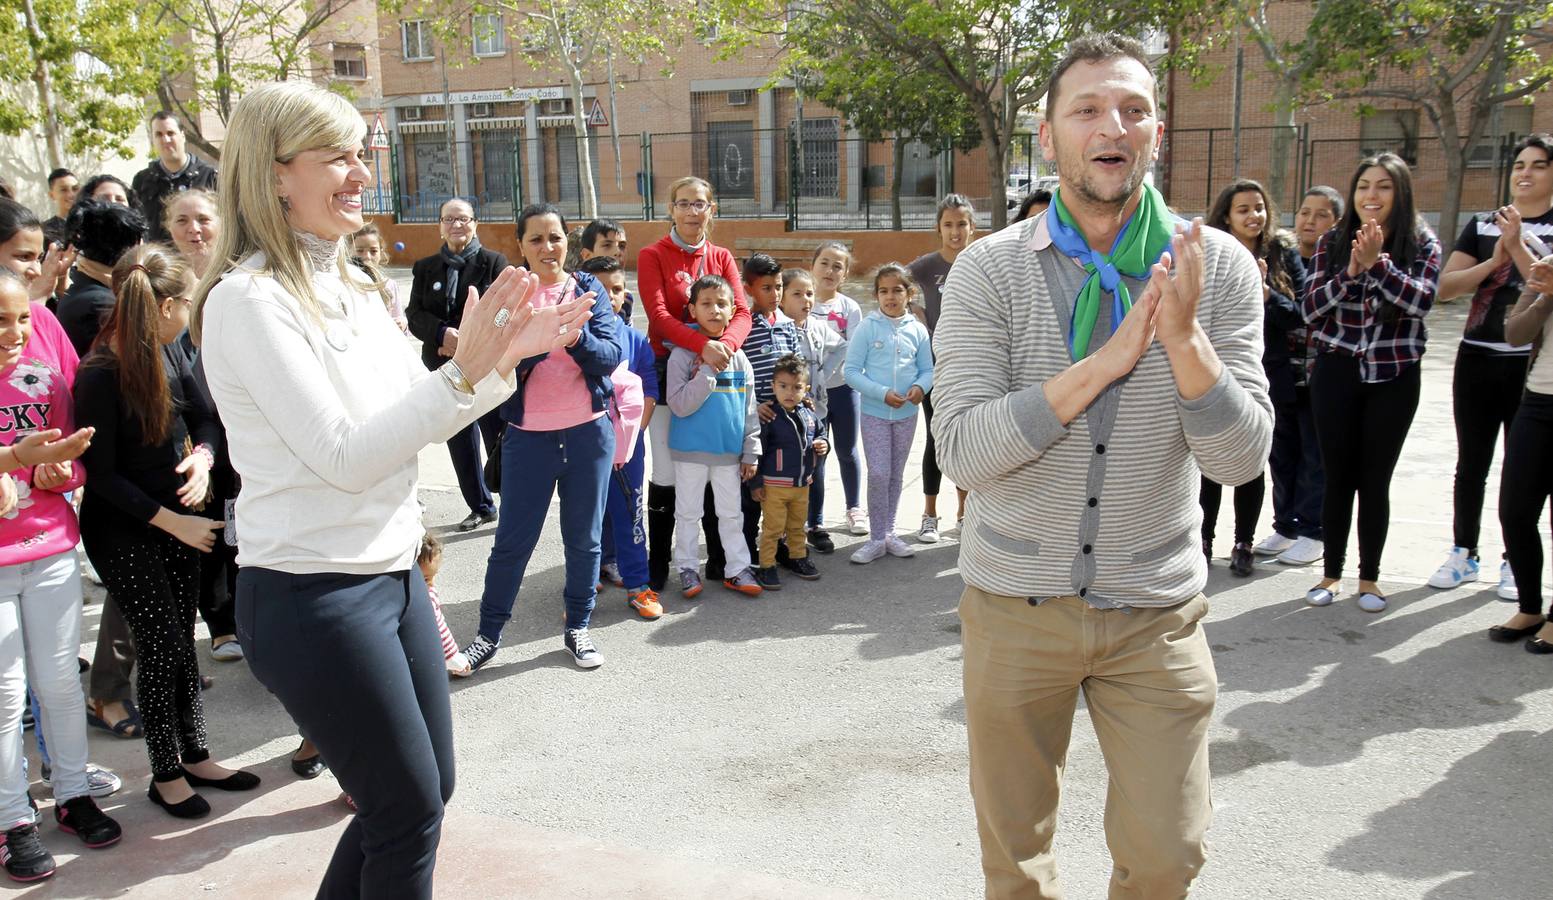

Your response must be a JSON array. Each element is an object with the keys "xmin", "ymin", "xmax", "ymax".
[
  {"xmin": 1269, "ymin": 389, "xmax": 1324, "ymax": 540},
  {"xmin": 601, "ymin": 435, "xmax": 648, "ymax": 591},
  {"xmin": 237, "ymin": 567, "xmax": 452, "ymax": 900},
  {"xmin": 478, "ymin": 415, "xmax": 614, "ymax": 639},
  {"xmin": 810, "ymin": 383, "xmax": 862, "ymax": 528}
]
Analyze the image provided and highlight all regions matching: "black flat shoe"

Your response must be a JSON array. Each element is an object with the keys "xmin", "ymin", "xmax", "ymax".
[
  {"xmin": 181, "ymin": 767, "xmax": 261, "ymax": 791},
  {"xmin": 148, "ymin": 782, "xmax": 210, "ymax": 819},
  {"xmin": 291, "ymin": 752, "xmax": 326, "ymax": 780},
  {"xmin": 1489, "ymin": 622, "xmax": 1545, "ymax": 643},
  {"xmin": 1525, "ymin": 637, "xmax": 1553, "ymax": 655}
]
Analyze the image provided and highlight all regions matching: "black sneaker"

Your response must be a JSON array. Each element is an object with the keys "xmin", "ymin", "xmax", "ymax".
[
  {"xmin": 1229, "ymin": 543, "xmax": 1255, "ymax": 578},
  {"xmin": 54, "ymin": 796, "xmax": 121, "ymax": 848},
  {"xmin": 461, "ymin": 635, "xmax": 499, "ymax": 673},
  {"xmin": 807, "ymin": 528, "xmax": 835, "ymax": 554},
  {"xmin": 754, "ymin": 566, "xmax": 783, "ymax": 590},
  {"xmin": 457, "ymin": 512, "xmax": 483, "ymax": 532},
  {"xmin": 789, "ymin": 557, "xmax": 821, "ymax": 581},
  {"xmin": 564, "ymin": 628, "xmax": 603, "ymax": 669},
  {"xmin": 1, "ymin": 822, "xmax": 55, "ymax": 882}
]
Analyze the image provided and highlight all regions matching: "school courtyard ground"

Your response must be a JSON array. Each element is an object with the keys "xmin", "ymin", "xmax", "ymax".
[{"xmin": 14, "ymin": 289, "xmax": 1549, "ymax": 899}]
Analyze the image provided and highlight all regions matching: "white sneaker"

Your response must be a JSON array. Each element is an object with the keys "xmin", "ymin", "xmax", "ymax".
[
  {"xmin": 850, "ymin": 540, "xmax": 886, "ymax": 564},
  {"xmin": 1277, "ymin": 537, "xmax": 1324, "ymax": 566},
  {"xmin": 1498, "ymin": 561, "xmax": 1519, "ymax": 602},
  {"xmin": 884, "ymin": 535, "xmax": 914, "ymax": 557},
  {"xmin": 918, "ymin": 515, "xmax": 940, "ymax": 544},
  {"xmin": 846, "ymin": 507, "xmax": 869, "ymax": 535},
  {"xmin": 1252, "ymin": 533, "xmax": 1296, "ymax": 556},
  {"xmin": 1427, "ymin": 547, "xmax": 1479, "ymax": 589}
]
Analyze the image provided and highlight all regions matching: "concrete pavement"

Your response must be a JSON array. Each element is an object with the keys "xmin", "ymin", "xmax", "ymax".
[{"xmin": 12, "ymin": 291, "xmax": 1551, "ymax": 899}]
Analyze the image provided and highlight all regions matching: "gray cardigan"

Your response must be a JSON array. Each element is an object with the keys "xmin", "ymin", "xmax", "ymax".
[{"xmin": 931, "ymin": 213, "xmax": 1273, "ymax": 608}]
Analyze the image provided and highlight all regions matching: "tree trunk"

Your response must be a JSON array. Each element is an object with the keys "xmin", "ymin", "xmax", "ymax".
[
  {"xmin": 1439, "ymin": 142, "xmax": 1467, "ymax": 255},
  {"xmin": 21, "ymin": 0, "xmax": 62, "ymax": 170},
  {"xmin": 1267, "ymin": 79, "xmax": 1298, "ymax": 212},
  {"xmin": 567, "ymin": 63, "xmax": 599, "ymax": 220},
  {"xmin": 890, "ymin": 134, "xmax": 904, "ymax": 231},
  {"xmin": 970, "ymin": 99, "xmax": 1007, "ymax": 230},
  {"xmin": 606, "ymin": 42, "xmax": 623, "ymax": 191}
]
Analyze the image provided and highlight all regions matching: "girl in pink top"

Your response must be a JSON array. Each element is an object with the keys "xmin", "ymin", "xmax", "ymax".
[
  {"xmin": 461, "ymin": 204, "xmax": 623, "ymax": 674},
  {"xmin": 0, "ymin": 269, "xmax": 121, "ymax": 875}
]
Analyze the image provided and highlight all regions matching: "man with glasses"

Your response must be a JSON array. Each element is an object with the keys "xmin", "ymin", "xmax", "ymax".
[{"xmin": 406, "ymin": 198, "xmax": 511, "ymax": 530}]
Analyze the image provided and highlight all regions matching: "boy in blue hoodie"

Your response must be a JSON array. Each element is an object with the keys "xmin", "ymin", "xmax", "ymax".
[
  {"xmin": 843, "ymin": 263, "xmax": 934, "ymax": 565},
  {"xmin": 666, "ymin": 275, "xmax": 763, "ymax": 597},
  {"xmin": 582, "ymin": 255, "xmax": 662, "ymax": 620},
  {"xmin": 750, "ymin": 355, "xmax": 828, "ymax": 589}
]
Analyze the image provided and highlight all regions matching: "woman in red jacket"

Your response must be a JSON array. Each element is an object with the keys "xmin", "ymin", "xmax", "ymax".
[{"xmin": 637, "ymin": 176, "xmax": 751, "ymax": 590}]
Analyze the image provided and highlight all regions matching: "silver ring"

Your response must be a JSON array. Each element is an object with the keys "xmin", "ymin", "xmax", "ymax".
[
  {"xmin": 558, "ymin": 324, "xmax": 568, "ymax": 335},
  {"xmin": 493, "ymin": 309, "xmax": 511, "ymax": 328}
]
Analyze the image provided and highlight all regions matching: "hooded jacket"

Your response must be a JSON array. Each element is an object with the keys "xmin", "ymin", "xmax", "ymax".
[{"xmin": 843, "ymin": 309, "xmax": 934, "ymax": 421}]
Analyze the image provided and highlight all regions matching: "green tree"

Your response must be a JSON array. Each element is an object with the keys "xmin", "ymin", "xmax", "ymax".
[
  {"xmin": 0, "ymin": 0, "xmax": 164, "ymax": 168},
  {"xmin": 1298, "ymin": 0, "xmax": 1553, "ymax": 245},
  {"xmin": 785, "ymin": 19, "xmax": 981, "ymax": 229},
  {"xmin": 712, "ymin": 0, "xmax": 1224, "ymax": 229},
  {"xmin": 149, "ymin": 0, "xmax": 359, "ymax": 160}
]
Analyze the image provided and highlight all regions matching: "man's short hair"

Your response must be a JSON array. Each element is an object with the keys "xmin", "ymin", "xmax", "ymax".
[
  {"xmin": 580, "ymin": 218, "xmax": 623, "ymax": 252},
  {"xmin": 1047, "ymin": 33, "xmax": 1156, "ymax": 112},
  {"xmin": 150, "ymin": 111, "xmax": 181, "ymax": 129},
  {"xmin": 1303, "ymin": 185, "xmax": 1345, "ymax": 221},
  {"xmin": 47, "ymin": 168, "xmax": 74, "ymax": 188},
  {"xmin": 742, "ymin": 252, "xmax": 781, "ymax": 282},
  {"xmin": 1513, "ymin": 133, "xmax": 1553, "ymax": 164},
  {"xmin": 579, "ymin": 254, "xmax": 623, "ymax": 277}
]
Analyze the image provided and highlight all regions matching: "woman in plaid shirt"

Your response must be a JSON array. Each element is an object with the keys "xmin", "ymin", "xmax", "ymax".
[{"xmin": 1302, "ymin": 152, "xmax": 1441, "ymax": 613}]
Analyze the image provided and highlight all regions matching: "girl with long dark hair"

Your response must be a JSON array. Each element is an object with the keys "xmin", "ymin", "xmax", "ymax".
[
  {"xmin": 1302, "ymin": 153, "xmax": 1440, "ymax": 613},
  {"xmin": 74, "ymin": 244, "xmax": 259, "ymax": 817},
  {"xmin": 1201, "ymin": 179, "xmax": 1306, "ymax": 575}
]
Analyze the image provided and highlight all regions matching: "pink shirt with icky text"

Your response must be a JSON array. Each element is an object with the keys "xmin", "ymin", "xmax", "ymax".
[{"xmin": 0, "ymin": 304, "xmax": 86, "ymax": 566}]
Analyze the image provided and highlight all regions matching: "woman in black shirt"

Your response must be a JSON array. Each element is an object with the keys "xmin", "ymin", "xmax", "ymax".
[{"xmin": 74, "ymin": 245, "xmax": 258, "ymax": 819}]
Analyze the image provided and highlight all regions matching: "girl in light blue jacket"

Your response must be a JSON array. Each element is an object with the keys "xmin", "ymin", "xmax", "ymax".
[{"xmin": 843, "ymin": 263, "xmax": 934, "ymax": 563}]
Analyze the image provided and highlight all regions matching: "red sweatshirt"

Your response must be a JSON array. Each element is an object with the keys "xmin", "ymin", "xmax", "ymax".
[{"xmin": 637, "ymin": 234, "xmax": 751, "ymax": 359}]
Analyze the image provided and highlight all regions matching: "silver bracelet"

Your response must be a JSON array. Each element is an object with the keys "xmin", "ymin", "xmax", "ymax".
[{"xmin": 440, "ymin": 360, "xmax": 475, "ymax": 395}]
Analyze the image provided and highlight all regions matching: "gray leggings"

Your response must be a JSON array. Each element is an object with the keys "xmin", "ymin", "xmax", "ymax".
[{"xmin": 861, "ymin": 413, "xmax": 917, "ymax": 541}]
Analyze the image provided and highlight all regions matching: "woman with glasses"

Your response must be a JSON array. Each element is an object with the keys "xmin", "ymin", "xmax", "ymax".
[
  {"xmin": 637, "ymin": 177, "xmax": 752, "ymax": 591},
  {"xmin": 406, "ymin": 198, "xmax": 510, "ymax": 531}
]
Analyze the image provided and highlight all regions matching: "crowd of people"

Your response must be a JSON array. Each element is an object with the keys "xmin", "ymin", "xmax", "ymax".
[{"xmin": 0, "ymin": 32, "xmax": 1549, "ymax": 898}]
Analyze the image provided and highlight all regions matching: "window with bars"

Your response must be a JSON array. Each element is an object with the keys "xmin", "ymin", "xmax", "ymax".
[
  {"xmin": 1359, "ymin": 109, "xmax": 1419, "ymax": 165},
  {"xmin": 1469, "ymin": 104, "xmax": 1534, "ymax": 168},
  {"xmin": 402, "ymin": 21, "xmax": 434, "ymax": 61}
]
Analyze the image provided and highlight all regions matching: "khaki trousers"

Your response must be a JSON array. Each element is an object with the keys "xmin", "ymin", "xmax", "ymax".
[
  {"xmin": 758, "ymin": 485, "xmax": 809, "ymax": 567},
  {"xmin": 960, "ymin": 587, "xmax": 1216, "ymax": 900}
]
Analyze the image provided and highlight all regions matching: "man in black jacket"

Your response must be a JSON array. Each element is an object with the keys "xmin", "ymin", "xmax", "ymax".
[
  {"xmin": 406, "ymin": 198, "xmax": 510, "ymax": 529},
  {"xmin": 130, "ymin": 113, "xmax": 218, "ymax": 242}
]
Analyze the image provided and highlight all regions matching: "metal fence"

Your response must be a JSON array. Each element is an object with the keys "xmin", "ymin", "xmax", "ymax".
[
  {"xmin": 376, "ymin": 127, "xmax": 1055, "ymax": 229},
  {"xmin": 376, "ymin": 123, "xmax": 1521, "ymax": 229}
]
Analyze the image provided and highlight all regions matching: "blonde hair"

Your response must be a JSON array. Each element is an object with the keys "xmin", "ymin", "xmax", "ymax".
[
  {"xmin": 664, "ymin": 176, "xmax": 716, "ymax": 239},
  {"xmin": 161, "ymin": 188, "xmax": 218, "ymax": 237},
  {"xmin": 191, "ymin": 82, "xmax": 374, "ymax": 343}
]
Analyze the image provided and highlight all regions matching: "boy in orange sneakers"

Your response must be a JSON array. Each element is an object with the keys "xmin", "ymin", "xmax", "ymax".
[
  {"xmin": 666, "ymin": 275, "xmax": 763, "ymax": 598},
  {"xmin": 582, "ymin": 256, "xmax": 662, "ymax": 618}
]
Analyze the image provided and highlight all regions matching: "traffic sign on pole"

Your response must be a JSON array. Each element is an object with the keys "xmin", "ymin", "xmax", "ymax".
[
  {"xmin": 586, "ymin": 99, "xmax": 608, "ymax": 127},
  {"xmin": 369, "ymin": 114, "xmax": 390, "ymax": 150}
]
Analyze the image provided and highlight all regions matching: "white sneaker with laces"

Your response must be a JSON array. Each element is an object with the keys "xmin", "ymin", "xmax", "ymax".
[
  {"xmin": 850, "ymin": 540, "xmax": 886, "ymax": 564},
  {"xmin": 1427, "ymin": 547, "xmax": 1479, "ymax": 589},
  {"xmin": 1252, "ymin": 533, "xmax": 1296, "ymax": 556},
  {"xmin": 884, "ymin": 535, "xmax": 914, "ymax": 557},
  {"xmin": 1498, "ymin": 561, "xmax": 1519, "ymax": 602},
  {"xmin": 847, "ymin": 507, "xmax": 869, "ymax": 535},
  {"xmin": 1277, "ymin": 537, "xmax": 1324, "ymax": 566},
  {"xmin": 918, "ymin": 515, "xmax": 940, "ymax": 544}
]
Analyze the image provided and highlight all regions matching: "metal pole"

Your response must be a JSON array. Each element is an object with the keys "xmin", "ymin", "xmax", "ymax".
[
  {"xmin": 1231, "ymin": 41, "xmax": 1244, "ymax": 178},
  {"xmin": 1205, "ymin": 130, "xmax": 1215, "ymax": 211}
]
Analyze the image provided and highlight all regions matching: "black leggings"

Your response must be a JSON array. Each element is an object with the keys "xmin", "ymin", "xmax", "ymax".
[
  {"xmin": 1500, "ymin": 390, "xmax": 1553, "ymax": 618},
  {"xmin": 1310, "ymin": 354, "xmax": 1421, "ymax": 581},
  {"xmin": 1451, "ymin": 346, "xmax": 1527, "ymax": 555},
  {"xmin": 1199, "ymin": 475, "xmax": 1265, "ymax": 547},
  {"xmin": 83, "ymin": 526, "xmax": 207, "ymax": 780},
  {"xmin": 923, "ymin": 390, "xmax": 943, "ymax": 497}
]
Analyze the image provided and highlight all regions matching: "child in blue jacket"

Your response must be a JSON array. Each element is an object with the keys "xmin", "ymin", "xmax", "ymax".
[
  {"xmin": 582, "ymin": 255, "xmax": 662, "ymax": 620},
  {"xmin": 749, "ymin": 354, "xmax": 829, "ymax": 590},
  {"xmin": 666, "ymin": 275, "xmax": 762, "ymax": 598},
  {"xmin": 843, "ymin": 263, "xmax": 933, "ymax": 565}
]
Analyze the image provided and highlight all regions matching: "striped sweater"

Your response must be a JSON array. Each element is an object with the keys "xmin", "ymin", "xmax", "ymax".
[{"xmin": 932, "ymin": 213, "xmax": 1273, "ymax": 608}]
